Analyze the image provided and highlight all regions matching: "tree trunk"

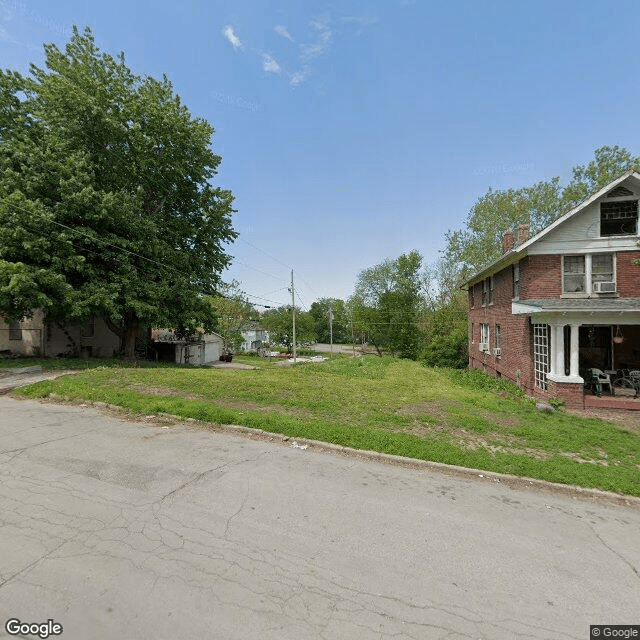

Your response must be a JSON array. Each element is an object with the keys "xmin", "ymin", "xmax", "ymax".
[{"xmin": 104, "ymin": 314, "xmax": 139, "ymax": 361}]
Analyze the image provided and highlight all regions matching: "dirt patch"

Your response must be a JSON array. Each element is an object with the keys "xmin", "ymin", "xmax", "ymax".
[
  {"xmin": 128, "ymin": 384, "xmax": 201, "ymax": 400},
  {"xmin": 395, "ymin": 401, "xmax": 449, "ymax": 422},
  {"xmin": 568, "ymin": 407, "xmax": 640, "ymax": 434},
  {"xmin": 214, "ymin": 397, "xmax": 313, "ymax": 418}
]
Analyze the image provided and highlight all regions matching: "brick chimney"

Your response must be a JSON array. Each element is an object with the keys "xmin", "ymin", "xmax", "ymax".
[
  {"xmin": 502, "ymin": 229, "xmax": 514, "ymax": 254},
  {"xmin": 517, "ymin": 223, "xmax": 530, "ymax": 245}
]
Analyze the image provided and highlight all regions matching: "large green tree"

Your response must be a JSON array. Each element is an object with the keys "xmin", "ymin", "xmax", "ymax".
[
  {"xmin": 309, "ymin": 297, "xmax": 349, "ymax": 343},
  {"xmin": 261, "ymin": 306, "xmax": 315, "ymax": 352},
  {"xmin": 0, "ymin": 27, "xmax": 236, "ymax": 357},
  {"xmin": 348, "ymin": 250, "xmax": 427, "ymax": 359}
]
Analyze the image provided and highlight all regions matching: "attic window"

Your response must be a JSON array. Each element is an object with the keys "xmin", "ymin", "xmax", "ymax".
[
  {"xmin": 605, "ymin": 186, "xmax": 634, "ymax": 198},
  {"xmin": 600, "ymin": 200, "xmax": 638, "ymax": 236}
]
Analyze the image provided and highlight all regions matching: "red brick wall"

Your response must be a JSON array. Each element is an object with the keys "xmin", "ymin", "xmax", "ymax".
[
  {"xmin": 468, "ymin": 266, "xmax": 535, "ymax": 393},
  {"xmin": 521, "ymin": 255, "xmax": 562, "ymax": 299},
  {"xmin": 615, "ymin": 250, "xmax": 640, "ymax": 297},
  {"xmin": 547, "ymin": 380, "xmax": 585, "ymax": 409}
]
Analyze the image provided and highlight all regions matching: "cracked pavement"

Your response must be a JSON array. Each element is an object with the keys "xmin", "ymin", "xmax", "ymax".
[{"xmin": 0, "ymin": 397, "xmax": 638, "ymax": 639}]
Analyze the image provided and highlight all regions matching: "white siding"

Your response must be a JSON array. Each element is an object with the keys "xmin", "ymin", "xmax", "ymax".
[{"xmin": 530, "ymin": 179, "xmax": 640, "ymax": 255}]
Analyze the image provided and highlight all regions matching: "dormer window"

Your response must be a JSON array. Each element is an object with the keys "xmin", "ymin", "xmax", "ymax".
[{"xmin": 600, "ymin": 200, "xmax": 638, "ymax": 236}]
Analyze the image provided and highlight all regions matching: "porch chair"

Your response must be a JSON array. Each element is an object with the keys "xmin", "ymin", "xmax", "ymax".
[{"xmin": 589, "ymin": 368, "xmax": 612, "ymax": 395}]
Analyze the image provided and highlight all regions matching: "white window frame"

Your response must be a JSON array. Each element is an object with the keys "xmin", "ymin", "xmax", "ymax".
[
  {"xmin": 480, "ymin": 323, "xmax": 490, "ymax": 352},
  {"xmin": 533, "ymin": 324, "xmax": 550, "ymax": 390},
  {"xmin": 562, "ymin": 253, "xmax": 616, "ymax": 296},
  {"xmin": 488, "ymin": 276, "xmax": 495, "ymax": 305},
  {"xmin": 493, "ymin": 325, "xmax": 502, "ymax": 358},
  {"xmin": 591, "ymin": 254, "xmax": 616, "ymax": 292},
  {"xmin": 600, "ymin": 199, "xmax": 638, "ymax": 237},
  {"xmin": 512, "ymin": 262, "xmax": 520, "ymax": 300}
]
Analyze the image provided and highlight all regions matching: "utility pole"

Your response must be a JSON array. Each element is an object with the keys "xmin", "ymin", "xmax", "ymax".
[
  {"xmin": 291, "ymin": 270, "xmax": 296, "ymax": 363},
  {"xmin": 328, "ymin": 306, "xmax": 333, "ymax": 358}
]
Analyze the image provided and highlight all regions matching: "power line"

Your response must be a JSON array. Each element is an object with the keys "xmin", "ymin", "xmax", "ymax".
[
  {"xmin": 230, "ymin": 256, "xmax": 284, "ymax": 281},
  {"xmin": 238, "ymin": 236, "xmax": 292, "ymax": 270}
]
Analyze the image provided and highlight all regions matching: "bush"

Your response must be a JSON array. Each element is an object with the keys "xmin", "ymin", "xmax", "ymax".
[{"xmin": 420, "ymin": 327, "xmax": 468, "ymax": 368}]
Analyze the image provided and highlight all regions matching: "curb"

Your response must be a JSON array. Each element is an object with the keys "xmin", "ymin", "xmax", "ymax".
[{"xmin": 209, "ymin": 423, "xmax": 640, "ymax": 510}]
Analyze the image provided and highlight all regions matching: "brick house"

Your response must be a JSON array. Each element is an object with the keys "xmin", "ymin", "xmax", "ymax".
[{"xmin": 466, "ymin": 170, "xmax": 640, "ymax": 408}]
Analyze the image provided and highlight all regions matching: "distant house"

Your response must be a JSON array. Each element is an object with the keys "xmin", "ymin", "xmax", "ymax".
[
  {"xmin": 0, "ymin": 311, "xmax": 120, "ymax": 358},
  {"xmin": 240, "ymin": 323, "xmax": 269, "ymax": 352},
  {"xmin": 466, "ymin": 169, "xmax": 640, "ymax": 408},
  {"xmin": 150, "ymin": 328, "xmax": 223, "ymax": 365}
]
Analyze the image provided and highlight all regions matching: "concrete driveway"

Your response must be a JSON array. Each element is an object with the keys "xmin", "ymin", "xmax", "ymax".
[{"xmin": 0, "ymin": 397, "xmax": 638, "ymax": 639}]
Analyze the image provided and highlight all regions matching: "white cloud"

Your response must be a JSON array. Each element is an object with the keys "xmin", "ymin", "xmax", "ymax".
[
  {"xmin": 274, "ymin": 25, "xmax": 293, "ymax": 41},
  {"xmin": 300, "ymin": 18, "xmax": 331, "ymax": 62},
  {"xmin": 289, "ymin": 68, "xmax": 309, "ymax": 86},
  {"xmin": 222, "ymin": 25, "xmax": 242, "ymax": 50},
  {"xmin": 262, "ymin": 53, "xmax": 280, "ymax": 74}
]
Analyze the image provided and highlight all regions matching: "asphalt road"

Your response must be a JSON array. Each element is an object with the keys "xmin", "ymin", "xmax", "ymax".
[{"xmin": 0, "ymin": 397, "xmax": 638, "ymax": 640}]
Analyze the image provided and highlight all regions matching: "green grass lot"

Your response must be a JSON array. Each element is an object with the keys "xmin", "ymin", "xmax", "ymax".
[{"xmin": 13, "ymin": 355, "xmax": 640, "ymax": 496}]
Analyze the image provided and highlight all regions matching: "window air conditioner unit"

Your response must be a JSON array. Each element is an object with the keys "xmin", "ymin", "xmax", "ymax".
[
  {"xmin": 493, "ymin": 347, "xmax": 501, "ymax": 357},
  {"xmin": 479, "ymin": 342, "xmax": 488, "ymax": 352},
  {"xmin": 593, "ymin": 281, "xmax": 616, "ymax": 293}
]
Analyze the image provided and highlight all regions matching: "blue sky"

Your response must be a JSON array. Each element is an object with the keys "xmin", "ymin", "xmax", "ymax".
[{"xmin": 1, "ymin": 1, "xmax": 639, "ymax": 310}]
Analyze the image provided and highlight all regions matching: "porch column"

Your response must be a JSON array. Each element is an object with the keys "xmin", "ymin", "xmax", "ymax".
[
  {"xmin": 549, "ymin": 324, "xmax": 558, "ymax": 377},
  {"xmin": 569, "ymin": 324, "xmax": 580, "ymax": 378},
  {"xmin": 555, "ymin": 324, "xmax": 565, "ymax": 376}
]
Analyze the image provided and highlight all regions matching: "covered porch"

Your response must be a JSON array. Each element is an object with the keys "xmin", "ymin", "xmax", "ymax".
[{"xmin": 513, "ymin": 298, "xmax": 640, "ymax": 405}]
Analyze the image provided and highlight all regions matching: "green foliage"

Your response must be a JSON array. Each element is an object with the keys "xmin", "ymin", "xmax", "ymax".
[
  {"xmin": 421, "ymin": 327, "xmax": 468, "ymax": 368},
  {"xmin": 205, "ymin": 283, "xmax": 256, "ymax": 353},
  {"xmin": 0, "ymin": 27, "xmax": 236, "ymax": 355},
  {"xmin": 444, "ymin": 367, "xmax": 525, "ymax": 397},
  {"xmin": 309, "ymin": 297, "xmax": 349, "ymax": 343},
  {"xmin": 548, "ymin": 397, "xmax": 566, "ymax": 409},
  {"xmin": 349, "ymin": 250, "xmax": 427, "ymax": 359},
  {"xmin": 418, "ymin": 288, "xmax": 468, "ymax": 368},
  {"xmin": 261, "ymin": 305, "xmax": 315, "ymax": 351}
]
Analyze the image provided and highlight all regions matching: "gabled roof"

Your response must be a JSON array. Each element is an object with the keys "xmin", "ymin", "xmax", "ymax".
[{"xmin": 465, "ymin": 169, "xmax": 640, "ymax": 286}]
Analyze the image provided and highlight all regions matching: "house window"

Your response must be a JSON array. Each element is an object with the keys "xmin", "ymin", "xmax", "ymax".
[
  {"xmin": 81, "ymin": 318, "xmax": 95, "ymax": 338},
  {"xmin": 591, "ymin": 254, "xmax": 615, "ymax": 292},
  {"xmin": 471, "ymin": 322, "xmax": 475, "ymax": 343},
  {"xmin": 469, "ymin": 288, "xmax": 475, "ymax": 309},
  {"xmin": 488, "ymin": 277, "xmax": 494, "ymax": 305},
  {"xmin": 9, "ymin": 320, "xmax": 22, "ymax": 340},
  {"xmin": 563, "ymin": 254, "xmax": 616, "ymax": 294},
  {"xmin": 600, "ymin": 200, "xmax": 638, "ymax": 236},
  {"xmin": 533, "ymin": 324, "xmax": 550, "ymax": 390},
  {"xmin": 495, "ymin": 325, "xmax": 501, "ymax": 357},
  {"xmin": 481, "ymin": 280, "xmax": 487, "ymax": 306},
  {"xmin": 563, "ymin": 256, "xmax": 586, "ymax": 293},
  {"xmin": 512, "ymin": 262, "xmax": 520, "ymax": 299},
  {"xmin": 480, "ymin": 323, "xmax": 490, "ymax": 352}
]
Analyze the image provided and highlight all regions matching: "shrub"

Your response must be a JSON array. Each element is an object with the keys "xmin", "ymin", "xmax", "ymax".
[{"xmin": 420, "ymin": 327, "xmax": 468, "ymax": 368}]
